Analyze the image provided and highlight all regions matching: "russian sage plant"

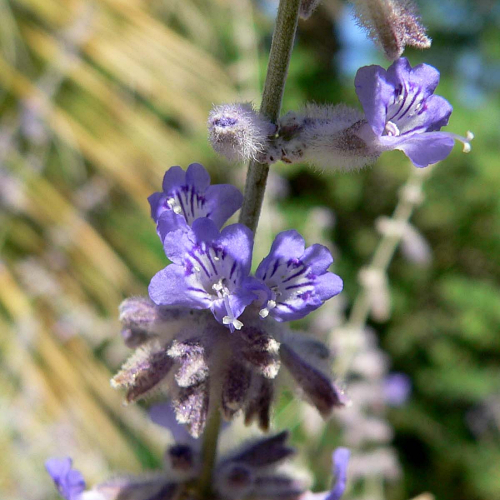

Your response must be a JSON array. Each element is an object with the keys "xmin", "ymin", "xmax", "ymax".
[{"xmin": 46, "ymin": 0, "xmax": 472, "ymax": 499}]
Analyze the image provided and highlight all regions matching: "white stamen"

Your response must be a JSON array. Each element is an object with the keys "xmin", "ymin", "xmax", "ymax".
[
  {"xmin": 384, "ymin": 121, "xmax": 400, "ymax": 137},
  {"xmin": 258, "ymin": 299, "xmax": 276, "ymax": 319},
  {"xmin": 167, "ymin": 196, "xmax": 182, "ymax": 214},
  {"xmin": 447, "ymin": 130, "xmax": 474, "ymax": 153},
  {"xmin": 259, "ymin": 308, "xmax": 269, "ymax": 319},
  {"xmin": 223, "ymin": 316, "xmax": 243, "ymax": 330},
  {"xmin": 194, "ymin": 266, "xmax": 201, "ymax": 273}
]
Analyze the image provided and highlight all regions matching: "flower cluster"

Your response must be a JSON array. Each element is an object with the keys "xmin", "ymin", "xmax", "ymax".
[
  {"xmin": 112, "ymin": 163, "xmax": 345, "ymax": 436},
  {"xmin": 209, "ymin": 58, "xmax": 472, "ymax": 171},
  {"xmin": 46, "ymin": 404, "xmax": 350, "ymax": 500}
]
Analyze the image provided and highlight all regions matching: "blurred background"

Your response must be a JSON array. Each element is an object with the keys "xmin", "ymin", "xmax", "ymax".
[{"xmin": 0, "ymin": 0, "xmax": 499, "ymax": 499}]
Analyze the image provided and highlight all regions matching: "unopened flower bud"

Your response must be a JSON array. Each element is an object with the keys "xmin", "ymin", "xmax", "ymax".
[
  {"xmin": 244, "ymin": 375, "xmax": 274, "ymax": 431},
  {"xmin": 168, "ymin": 339, "xmax": 209, "ymax": 388},
  {"xmin": 208, "ymin": 103, "xmax": 274, "ymax": 162},
  {"xmin": 221, "ymin": 360, "xmax": 252, "ymax": 419},
  {"xmin": 300, "ymin": 0, "xmax": 322, "ymax": 19},
  {"xmin": 351, "ymin": 0, "xmax": 431, "ymax": 60},
  {"xmin": 400, "ymin": 223, "xmax": 432, "ymax": 265}
]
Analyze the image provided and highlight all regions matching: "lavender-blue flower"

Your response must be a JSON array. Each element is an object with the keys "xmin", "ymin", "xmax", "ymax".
[
  {"xmin": 45, "ymin": 457, "xmax": 86, "ymax": 500},
  {"xmin": 355, "ymin": 57, "xmax": 473, "ymax": 168},
  {"xmin": 148, "ymin": 163, "xmax": 243, "ymax": 240},
  {"xmin": 255, "ymin": 230, "xmax": 343, "ymax": 322},
  {"xmin": 148, "ymin": 217, "xmax": 260, "ymax": 331}
]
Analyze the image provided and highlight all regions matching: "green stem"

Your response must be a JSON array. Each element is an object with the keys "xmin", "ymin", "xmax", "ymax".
[
  {"xmin": 196, "ymin": 404, "xmax": 222, "ymax": 498},
  {"xmin": 239, "ymin": 0, "xmax": 301, "ymax": 233}
]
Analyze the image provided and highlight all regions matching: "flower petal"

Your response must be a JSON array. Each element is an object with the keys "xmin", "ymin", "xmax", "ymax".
[
  {"xmin": 149, "ymin": 265, "xmax": 211, "ymax": 310},
  {"xmin": 387, "ymin": 58, "xmax": 440, "ymax": 98},
  {"xmin": 219, "ymin": 223, "xmax": 254, "ymax": 276},
  {"xmin": 204, "ymin": 184, "xmax": 244, "ymax": 228},
  {"xmin": 355, "ymin": 65, "xmax": 395, "ymax": 136},
  {"xmin": 162, "ymin": 165, "xmax": 187, "ymax": 193},
  {"xmin": 45, "ymin": 457, "xmax": 86, "ymax": 500},
  {"xmin": 392, "ymin": 132, "xmax": 455, "ymax": 167},
  {"xmin": 325, "ymin": 448, "xmax": 350, "ymax": 500},
  {"xmin": 185, "ymin": 162, "xmax": 211, "ymax": 191}
]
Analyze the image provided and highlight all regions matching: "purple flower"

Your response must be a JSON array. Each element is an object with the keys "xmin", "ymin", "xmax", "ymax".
[
  {"xmin": 355, "ymin": 58, "xmax": 473, "ymax": 168},
  {"xmin": 149, "ymin": 218, "xmax": 259, "ymax": 331},
  {"xmin": 326, "ymin": 448, "xmax": 350, "ymax": 500},
  {"xmin": 255, "ymin": 230, "xmax": 343, "ymax": 322},
  {"xmin": 299, "ymin": 447, "xmax": 350, "ymax": 500},
  {"xmin": 148, "ymin": 163, "xmax": 243, "ymax": 239},
  {"xmin": 383, "ymin": 372, "xmax": 411, "ymax": 406},
  {"xmin": 45, "ymin": 457, "xmax": 86, "ymax": 500}
]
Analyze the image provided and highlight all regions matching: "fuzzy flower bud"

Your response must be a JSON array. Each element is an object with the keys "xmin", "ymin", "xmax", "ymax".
[
  {"xmin": 208, "ymin": 103, "xmax": 275, "ymax": 162},
  {"xmin": 300, "ymin": 0, "xmax": 322, "ymax": 19},
  {"xmin": 351, "ymin": 0, "xmax": 431, "ymax": 60}
]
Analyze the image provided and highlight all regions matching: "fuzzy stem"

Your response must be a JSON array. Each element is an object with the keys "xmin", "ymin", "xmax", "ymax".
[
  {"xmin": 196, "ymin": 403, "xmax": 222, "ymax": 498},
  {"xmin": 239, "ymin": 0, "xmax": 301, "ymax": 233}
]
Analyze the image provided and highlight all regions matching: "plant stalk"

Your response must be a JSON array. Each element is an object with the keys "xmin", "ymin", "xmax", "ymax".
[
  {"xmin": 196, "ymin": 403, "xmax": 222, "ymax": 498},
  {"xmin": 196, "ymin": 3, "xmax": 301, "ymax": 496},
  {"xmin": 239, "ymin": 0, "xmax": 301, "ymax": 233}
]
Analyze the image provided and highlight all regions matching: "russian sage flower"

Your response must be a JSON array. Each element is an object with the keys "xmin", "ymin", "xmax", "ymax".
[
  {"xmin": 149, "ymin": 218, "xmax": 259, "ymax": 331},
  {"xmin": 148, "ymin": 163, "xmax": 243, "ymax": 237},
  {"xmin": 355, "ymin": 57, "xmax": 473, "ymax": 168},
  {"xmin": 45, "ymin": 458, "xmax": 105, "ymax": 500},
  {"xmin": 255, "ymin": 230, "xmax": 343, "ymax": 322},
  {"xmin": 327, "ymin": 448, "xmax": 350, "ymax": 500},
  {"xmin": 383, "ymin": 372, "xmax": 411, "ymax": 406},
  {"xmin": 300, "ymin": 447, "xmax": 350, "ymax": 500}
]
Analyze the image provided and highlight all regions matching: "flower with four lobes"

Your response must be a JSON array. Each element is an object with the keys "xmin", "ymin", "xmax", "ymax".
[
  {"xmin": 355, "ymin": 57, "xmax": 473, "ymax": 168},
  {"xmin": 148, "ymin": 162, "xmax": 243, "ymax": 240},
  {"xmin": 149, "ymin": 217, "xmax": 259, "ymax": 331},
  {"xmin": 256, "ymin": 230, "xmax": 343, "ymax": 322}
]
